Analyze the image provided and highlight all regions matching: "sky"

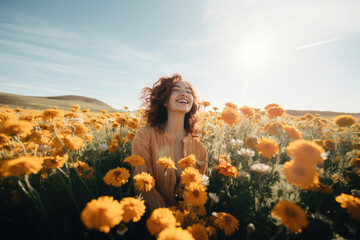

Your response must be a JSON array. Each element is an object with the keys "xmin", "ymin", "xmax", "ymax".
[{"xmin": 0, "ymin": 0, "xmax": 359, "ymax": 113}]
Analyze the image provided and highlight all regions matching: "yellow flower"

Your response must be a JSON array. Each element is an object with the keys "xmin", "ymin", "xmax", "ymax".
[
  {"xmin": 119, "ymin": 197, "xmax": 146, "ymax": 223},
  {"xmin": 157, "ymin": 156, "xmax": 177, "ymax": 170},
  {"xmin": 123, "ymin": 155, "xmax": 145, "ymax": 167},
  {"xmin": 323, "ymin": 139, "xmax": 335, "ymax": 150},
  {"xmin": 335, "ymin": 193, "xmax": 360, "ymax": 221},
  {"xmin": 283, "ymin": 125, "xmax": 302, "ymax": 140},
  {"xmin": 333, "ymin": 115, "xmax": 356, "ymax": 127},
  {"xmin": 214, "ymin": 212, "xmax": 239, "ymax": 236},
  {"xmin": 103, "ymin": 167, "xmax": 130, "ymax": 187},
  {"xmin": 187, "ymin": 223, "xmax": 208, "ymax": 240},
  {"xmin": 271, "ymin": 200, "xmax": 308, "ymax": 233},
  {"xmin": 286, "ymin": 139, "xmax": 325, "ymax": 164},
  {"xmin": 184, "ymin": 182, "xmax": 208, "ymax": 206},
  {"xmin": 282, "ymin": 160, "xmax": 319, "ymax": 188},
  {"xmin": 221, "ymin": 108, "xmax": 240, "ymax": 126},
  {"xmin": 0, "ymin": 120, "xmax": 34, "ymax": 137},
  {"xmin": 245, "ymin": 136, "xmax": 258, "ymax": 149},
  {"xmin": 133, "ymin": 172, "xmax": 155, "ymax": 192},
  {"xmin": 266, "ymin": 106, "xmax": 285, "ymax": 118},
  {"xmin": 44, "ymin": 155, "xmax": 66, "ymax": 169},
  {"xmin": 81, "ymin": 196, "xmax": 123, "ymax": 233},
  {"xmin": 157, "ymin": 227, "xmax": 195, "ymax": 240},
  {"xmin": 178, "ymin": 154, "xmax": 196, "ymax": 168},
  {"xmin": 146, "ymin": 208, "xmax": 177, "ymax": 235},
  {"xmin": 0, "ymin": 156, "xmax": 44, "ymax": 177},
  {"xmin": 256, "ymin": 137, "xmax": 279, "ymax": 158},
  {"xmin": 181, "ymin": 167, "xmax": 202, "ymax": 186}
]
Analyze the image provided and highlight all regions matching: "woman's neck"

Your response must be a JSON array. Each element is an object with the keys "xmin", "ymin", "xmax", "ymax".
[{"xmin": 164, "ymin": 111, "xmax": 187, "ymax": 137}]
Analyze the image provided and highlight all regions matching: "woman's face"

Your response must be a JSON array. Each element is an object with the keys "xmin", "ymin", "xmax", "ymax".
[{"xmin": 165, "ymin": 80, "xmax": 194, "ymax": 114}]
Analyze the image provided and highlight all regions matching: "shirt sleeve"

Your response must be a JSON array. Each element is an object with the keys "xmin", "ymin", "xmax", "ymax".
[
  {"xmin": 131, "ymin": 127, "xmax": 167, "ymax": 211},
  {"xmin": 197, "ymin": 141, "xmax": 208, "ymax": 175}
]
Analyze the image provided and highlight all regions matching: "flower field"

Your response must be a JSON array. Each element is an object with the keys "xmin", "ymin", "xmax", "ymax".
[{"xmin": 0, "ymin": 103, "xmax": 359, "ymax": 240}]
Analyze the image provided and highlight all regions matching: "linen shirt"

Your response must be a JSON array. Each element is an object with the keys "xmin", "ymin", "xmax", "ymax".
[{"xmin": 131, "ymin": 125, "xmax": 208, "ymax": 211}]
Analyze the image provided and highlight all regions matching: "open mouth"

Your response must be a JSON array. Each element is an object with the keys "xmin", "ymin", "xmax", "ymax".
[{"xmin": 176, "ymin": 99, "xmax": 188, "ymax": 104}]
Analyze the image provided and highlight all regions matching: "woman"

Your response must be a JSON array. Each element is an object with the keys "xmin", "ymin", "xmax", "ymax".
[{"xmin": 131, "ymin": 73, "xmax": 208, "ymax": 211}]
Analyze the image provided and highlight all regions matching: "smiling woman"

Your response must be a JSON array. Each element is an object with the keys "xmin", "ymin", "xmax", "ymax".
[{"xmin": 131, "ymin": 73, "xmax": 208, "ymax": 211}]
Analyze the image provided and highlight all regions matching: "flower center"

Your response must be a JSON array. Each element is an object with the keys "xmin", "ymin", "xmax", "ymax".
[
  {"xmin": 113, "ymin": 170, "xmax": 121, "ymax": 177},
  {"xmin": 293, "ymin": 167, "xmax": 305, "ymax": 176},
  {"xmin": 193, "ymin": 190, "xmax": 200, "ymax": 198},
  {"xmin": 284, "ymin": 207, "xmax": 297, "ymax": 218},
  {"xmin": 224, "ymin": 216, "xmax": 232, "ymax": 223}
]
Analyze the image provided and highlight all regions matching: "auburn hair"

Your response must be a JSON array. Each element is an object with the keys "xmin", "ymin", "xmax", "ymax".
[{"xmin": 140, "ymin": 73, "xmax": 200, "ymax": 136}]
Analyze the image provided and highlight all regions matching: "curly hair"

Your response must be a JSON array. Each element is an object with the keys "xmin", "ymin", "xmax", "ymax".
[{"xmin": 140, "ymin": 73, "xmax": 200, "ymax": 136}]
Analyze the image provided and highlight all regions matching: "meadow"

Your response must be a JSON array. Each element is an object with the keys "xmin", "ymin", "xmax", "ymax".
[{"xmin": 0, "ymin": 103, "xmax": 359, "ymax": 240}]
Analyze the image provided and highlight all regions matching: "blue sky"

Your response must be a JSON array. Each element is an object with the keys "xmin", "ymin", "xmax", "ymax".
[{"xmin": 0, "ymin": 0, "xmax": 359, "ymax": 113}]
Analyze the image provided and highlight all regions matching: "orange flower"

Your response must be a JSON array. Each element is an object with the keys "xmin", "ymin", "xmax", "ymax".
[
  {"xmin": 264, "ymin": 103, "xmax": 279, "ymax": 110},
  {"xmin": 81, "ymin": 196, "xmax": 123, "ymax": 233},
  {"xmin": 323, "ymin": 139, "xmax": 335, "ymax": 150},
  {"xmin": 146, "ymin": 208, "xmax": 177, "ymax": 235},
  {"xmin": 225, "ymin": 102, "xmax": 238, "ymax": 109},
  {"xmin": 157, "ymin": 227, "xmax": 195, "ymax": 240},
  {"xmin": 0, "ymin": 156, "xmax": 44, "ymax": 177},
  {"xmin": 333, "ymin": 115, "xmax": 356, "ymax": 127},
  {"xmin": 103, "ymin": 167, "xmax": 130, "ymax": 187},
  {"xmin": 133, "ymin": 172, "xmax": 155, "ymax": 192},
  {"xmin": 272, "ymin": 200, "xmax": 308, "ymax": 233},
  {"xmin": 282, "ymin": 160, "xmax": 319, "ymax": 188},
  {"xmin": 123, "ymin": 155, "xmax": 145, "ymax": 167},
  {"xmin": 0, "ymin": 120, "xmax": 34, "ymax": 137},
  {"xmin": 44, "ymin": 155, "xmax": 66, "ymax": 169},
  {"xmin": 178, "ymin": 154, "xmax": 196, "ymax": 168},
  {"xmin": 239, "ymin": 106, "xmax": 255, "ymax": 118},
  {"xmin": 184, "ymin": 182, "xmax": 208, "ymax": 206},
  {"xmin": 119, "ymin": 197, "xmax": 146, "ymax": 222},
  {"xmin": 221, "ymin": 108, "xmax": 241, "ymax": 126},
  {"xmin": 256, "ymin": 137, "xmax": 279, "ymax": 158},
  {"xmin": 286, "ymin": 139, "xmax": 325, "ymax": 164},
  {"xmin": 283, "ymin": 125, "xmax": 302, "ymax": 140},
  {"xmin": 245, "ymin": 136, "xmax": 258, "ymax": 149},
  {"xmin": 266, "ymin": 106, "xmax": 285, "ymax": 118},
  {"xmin": 187, "ymin": 223, "xmax": 208, "ymax": 240},
  {"xmin": 214, "ymin": 212, "xmax": 239, "ymax": 236},
  {"xmin": 181, "ymin": 167, "xmax": 202, "ymax": 185},
  {"xmin": 335, "ymin": 193, "xmax": 360, "ymax": 221},
  {"xmin": 216, "ymin": 161, "xmax": 238, "ymax": 178},
  {"xmin": 74, "ymin": 161, "xmax": 94, "ymax": 179},
  {"xmin": 157, "ymin": 157, "xmax": 177, "ymax": 170}
]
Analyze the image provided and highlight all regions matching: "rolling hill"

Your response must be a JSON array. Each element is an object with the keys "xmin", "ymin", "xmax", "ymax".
[
  {"xmin": 0, "ymin": 92, "xmax": 117, "ymax": 112},
  {"xmin": 0, "ymin": 92, "xmax": 359, "ymax": 117}
]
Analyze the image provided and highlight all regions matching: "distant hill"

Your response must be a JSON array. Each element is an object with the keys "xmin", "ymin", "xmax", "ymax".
[
  {"xmin": 284, "ymin": 109, "xmax": 360, "ymax": 118},
  {"xmin": 0, "ymin": 92, "xmax": 116, "ymax": 112}
]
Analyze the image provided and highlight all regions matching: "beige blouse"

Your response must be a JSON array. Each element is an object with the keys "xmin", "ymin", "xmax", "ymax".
[{"xmin": 131, "ymin": 125, "xmax": 208, "ymax": 211}]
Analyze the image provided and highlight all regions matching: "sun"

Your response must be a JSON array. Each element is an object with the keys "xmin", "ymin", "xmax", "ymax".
[{"xmin": 242, "ymin": 42, "xmax": 268, "ymax": 65}]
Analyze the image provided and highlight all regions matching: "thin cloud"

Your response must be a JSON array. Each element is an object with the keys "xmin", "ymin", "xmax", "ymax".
[{"xmin": 296, "ymin": 37, "xmax": 346, "ymax": 50}]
